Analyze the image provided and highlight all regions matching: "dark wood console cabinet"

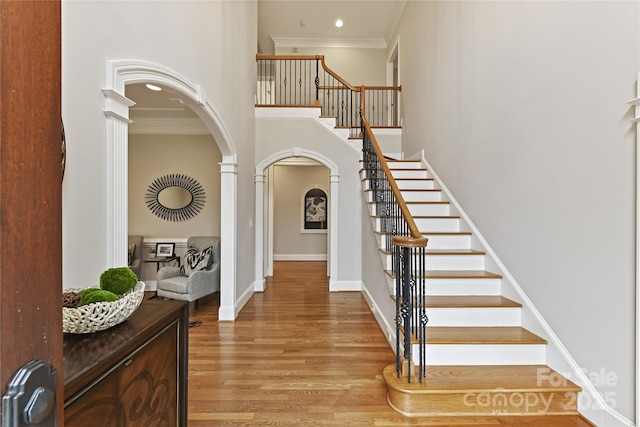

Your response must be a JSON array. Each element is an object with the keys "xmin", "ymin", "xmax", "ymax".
[{"xmin": 63, "ymin": 298, "xmax": 188, "ymax": 426}]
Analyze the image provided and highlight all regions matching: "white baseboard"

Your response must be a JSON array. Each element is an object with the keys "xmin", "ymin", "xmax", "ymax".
[
  {"xmin": 274, "ymin": 254, "xmax": 327, "ymax": 261},
  {"xmin": 219, "ymin": 282, "xmax": 255, "ymax": 322},
  {"xmin": 361, "ymin": 283, "xmax": 397, "ymax": 350},
  {"xmin": 329, "ymin": 280, "xmax": 361, "ymax": 292}
]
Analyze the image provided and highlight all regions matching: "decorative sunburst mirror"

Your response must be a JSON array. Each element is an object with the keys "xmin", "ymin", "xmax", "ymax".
[{"xmin": 145, "ymin": 173, "xmax": 206, "ymax": 222}]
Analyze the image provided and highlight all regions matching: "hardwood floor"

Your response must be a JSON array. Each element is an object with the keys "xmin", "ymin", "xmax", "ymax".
[{"xmin": 187, "ymin": 261, "xmax": 593, "ymax": 426}]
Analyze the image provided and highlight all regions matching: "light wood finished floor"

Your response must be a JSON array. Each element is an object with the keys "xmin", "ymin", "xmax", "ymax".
[{"xmin": 187, "ymin": 261, "xmax": 593, "ymax": 426}]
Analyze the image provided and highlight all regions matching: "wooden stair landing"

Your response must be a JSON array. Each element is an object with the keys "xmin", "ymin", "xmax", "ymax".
[{"xmin": 384, "ymin": 364, "xmax": 581, "ymax": 418}]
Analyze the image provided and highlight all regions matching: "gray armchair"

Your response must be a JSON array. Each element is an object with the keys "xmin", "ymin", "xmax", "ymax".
[
  {"xmin": 128, "ymin": 235, "xmax": 143, "ymax": 278},
  {"xmin": 156, "ymin": 236, "xmax": 220, "ymax": 314}
]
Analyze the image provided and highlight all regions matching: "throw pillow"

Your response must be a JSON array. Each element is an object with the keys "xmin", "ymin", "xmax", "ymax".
[
  {"xmin": 128, "ymin": 243, "xmax": 136, "ymax": 266},
  {"xmin": 181, "ymin": 245, "xmax": 213, "ymax": 277}
]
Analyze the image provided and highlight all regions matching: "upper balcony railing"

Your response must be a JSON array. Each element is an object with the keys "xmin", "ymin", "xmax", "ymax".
[{"xmin": 256, "ymin": 55, "xmax": 401, "ymax": 136}]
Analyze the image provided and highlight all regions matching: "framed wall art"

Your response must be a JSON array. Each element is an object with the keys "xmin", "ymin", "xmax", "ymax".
[{"xmin": 302, "ymin": 187, "xmax": 327, "ymax": 233}]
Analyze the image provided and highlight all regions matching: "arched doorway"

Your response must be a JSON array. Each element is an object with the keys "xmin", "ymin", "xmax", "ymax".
[
  {"xmin": 255, "ymin": 148, "xmax": 340, "ymax": 291},
  {"xmin": 103, "ymin": 60, "xmax": 238, "ymax": 320}
]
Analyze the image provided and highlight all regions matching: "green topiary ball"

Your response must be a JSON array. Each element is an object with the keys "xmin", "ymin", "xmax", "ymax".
[
  {"xmin": 77, "ymin": 290, "xmax": 119, "ymax": 306},
  {"xmin": 99, "ymin": 267, "xmax": 138, "ymax": 295},
  {"xmin": 78, "ymin": 288, "xmax": 101, "ymax": 298}
]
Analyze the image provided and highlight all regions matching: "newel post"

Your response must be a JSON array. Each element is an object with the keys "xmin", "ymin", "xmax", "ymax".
[{"xmin": 393, "ymin": 235, "xmax": 429, "ymax": 383}]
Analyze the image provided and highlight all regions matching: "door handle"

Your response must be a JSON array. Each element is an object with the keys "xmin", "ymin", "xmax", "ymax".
[{"xmin": 2, "ymin": 360, "xmax": 56, "ymax": 426}]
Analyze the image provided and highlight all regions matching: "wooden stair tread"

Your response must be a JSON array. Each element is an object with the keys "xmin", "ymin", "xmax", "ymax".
[
  {"xmin": 384, "ymin": 363, "xmax": 582, "ymax": 418},
  {"xmin": 376, "ymin": 230, "xmax": 472, "ymax": 236},
  {"xmin": 426, "ymin": 295, "xmax": 521, "ymax": 308},
  {"xmin": 395, "ymin": 177, "xmax": 434, "ymax": 181},
  {"xmin": 384, "ymin": 364, "xmax": 580, "ymax": 392},
  {"xmin": 422, "ymin": 231, "xmax": 472, "ymax": 236},
  {"xmin": 373, "ymin": 214, "xmax": 459, "ymax": 219},
  {"xmin": 427, "ymin": 249, "xmax": 484, "ymax": 255},
  {"xmin": 383, "ymin": 249, "xmax": 485, "ymax": 256},
  {"xmin": 386, "ymin": 270, "xmax": 503, "ymax": 279},
  {"xmin": 425, "ymin": 327, "xmax": 547, "ymax": 345},
  {"xmin": 368, "ymin": 200, "xmax": 451, "ymax": 205}
]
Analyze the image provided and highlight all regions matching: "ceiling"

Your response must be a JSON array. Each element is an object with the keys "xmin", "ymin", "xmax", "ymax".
[
  {"xmin": 126, "ymin": 1, "xmax": 404, "ymax": 121},
  {"xmin": 258, "ymin": 0, "xmax": 404, "ymax": 54}
]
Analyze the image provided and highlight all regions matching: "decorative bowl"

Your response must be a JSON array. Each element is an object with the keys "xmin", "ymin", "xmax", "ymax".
[{"xmin": 62, "ymin": 281, "xmax": 145, "ymax": 334}]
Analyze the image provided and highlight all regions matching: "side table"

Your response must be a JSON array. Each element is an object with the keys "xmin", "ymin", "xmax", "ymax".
[{"xmin": 145, "ymin": 255, "xmax": 181, "ymax": 271}]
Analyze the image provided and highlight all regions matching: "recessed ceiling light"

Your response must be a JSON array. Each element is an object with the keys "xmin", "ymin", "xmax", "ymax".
[
  {"xmin": 145, "ymin": 84, "xmax": 162, "ymax": 91},
  {"xmin": 335, "ymin": 19, "xmax": 343, "ymax": 28}
]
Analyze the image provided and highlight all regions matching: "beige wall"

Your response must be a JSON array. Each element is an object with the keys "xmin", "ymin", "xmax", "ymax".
[
  {"xmin": 128, "ymin": 134, "xmax": 221, "ymax": 238},
  {"xmin": 275, "ymin": 46, "xmax": 387, "ymax": 86},
  {"xmin": 273, "ymin": 163, "xmax": 329, "ymax": 259}
]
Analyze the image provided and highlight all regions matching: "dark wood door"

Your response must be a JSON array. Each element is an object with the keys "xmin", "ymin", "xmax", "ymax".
[{"xmin": 0, "ymin": 1, "xmax": 63, "ymax": 423}]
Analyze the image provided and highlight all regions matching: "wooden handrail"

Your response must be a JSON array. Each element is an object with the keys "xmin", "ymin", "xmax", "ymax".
[
  {"xmin": 360, "ymin": 114, "xmax": 423, "ymax": 240},
  {"xmin": 317, "ymin": 56, "xmax": 360, "ymax": 92},
  {"xmin": 363, "ymin": 85, "xmax": 402, "ymax": 91},
  {"xmin": 256, "ymin": 54, "xmax": 321, "ymax": 61}
]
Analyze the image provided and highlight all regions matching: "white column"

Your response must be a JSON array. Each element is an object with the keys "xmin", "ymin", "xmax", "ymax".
[
  {"xmin": 328, "ymin": 173, "xmax": 339, "ymax": 288},
  {"xmin": 266, "ymin": 166, "xmax": 274, "ymax": 277},
  {"xmin": 254, "ymin": 172, "xmax": 266, "ymax": 291},
  {"xmin": 103, "ymin": 89, "xmax": 134, "ymax": 268},
  {"xmin": 218, "ymin": 159, "xmax": 238, "ymax": 321}
]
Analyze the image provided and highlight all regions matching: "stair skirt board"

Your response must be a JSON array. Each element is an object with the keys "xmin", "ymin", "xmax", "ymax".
[{"xmin": 383, "ymin": 365, "xmax": 581, "ymax": 417}]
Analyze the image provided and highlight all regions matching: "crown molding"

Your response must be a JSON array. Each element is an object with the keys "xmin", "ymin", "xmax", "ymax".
[
  {"xmin": 270, "ymin": 35, "xmax": 386, "ymax": 50},
  {"xmin": 128, "ymin": 117, "xmax": 209, "ymax": 135},
  {"xmin": 384, "ymin": 0, "xmax": 407, "ymax": 42}
]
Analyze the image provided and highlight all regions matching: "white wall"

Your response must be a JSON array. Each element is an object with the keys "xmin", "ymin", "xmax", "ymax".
[
  {"xmin": 128, "ymin": 134, "xmax": 221, "ymax": 238},
  {"xmin": 392, "ymin": 1, "xmax": 638, "ymax": 423},
  {"xmin": 273, "ymin": 164, "xmax": 329, "ymax": 260},
  {"xmin": 62, "ymin": 0, "xmax": 256, "ymax": 305}
]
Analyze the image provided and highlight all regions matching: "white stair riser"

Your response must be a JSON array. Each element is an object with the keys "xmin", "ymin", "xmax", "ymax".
[
  {"xmin": 370, "ymin": 202, "xmax": 450, "ymax": 217},
  {"xmin": 425, "ymin": 278, "xmax": 501, "ymax": 296},
  {"xmin": 400, "ymin": 190, "xmax": 442, "ymax": 202},
  {"xmin": 378, "ymin": 233, "xmax": 471, "ymax": 250},
  {"xmin": 384, "ymin": 253, "xmax": 485, "ymax": 270},
  {"xmin": 335, "ymin": 128, "xmax": 349, "ymax": 138},
  {"xmin": 365, "ymin": 189, "xmax": 442, "ymax": 202},
  {"xmin": 414, "ymin": 217, "xmax": 460, "ymax": 232},
  {"xmin": 373, "ymin": 217, "xmax": 459, "ymax": 233},
  {"xmin": 388, "ymin": 161, "xmax": 423, "ymax": 169},
  {"xmin": 422, "ymin": 234, "xmax": 471, "ymax": 249},
  {"xmin": 418, "ymin": 344, "xmax": 546, "ymax": 366},
  {"xmin": 427, "ymin": 307, "xmax": 521, "ymax": 327},
  {"xmin": 407, "ymin": 203, "xmax": 450, "ymax": 216},
  {"xmin": 390, "ymin": 170, "xmax": 429, "ymax": 179},
  {"xmin": 319, "ymin": 117, "xmax": 336, "ymax": 127},
  {"xmin": 396, "ymin": 180, "xmax": 435, "ymax": 190}
]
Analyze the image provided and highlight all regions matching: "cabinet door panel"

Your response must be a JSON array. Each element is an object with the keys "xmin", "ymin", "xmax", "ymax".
[{"xmin": 65, "ymin": 323, "xmax": 178, "ymax": 426}]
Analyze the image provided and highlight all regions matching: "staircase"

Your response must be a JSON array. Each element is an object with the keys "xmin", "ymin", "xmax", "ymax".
[{"xmin": 361, "ymin": 159, "xmax": 589, "ymax": 421}]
